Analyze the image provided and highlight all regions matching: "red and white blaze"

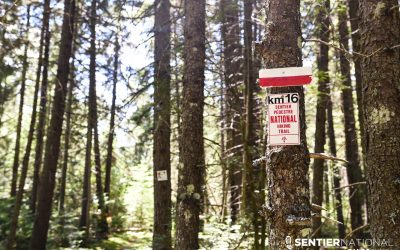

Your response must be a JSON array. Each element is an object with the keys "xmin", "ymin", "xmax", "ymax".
[{"xmin": 259, "ymin": 67, "xmax": 312, "ymax": 87}]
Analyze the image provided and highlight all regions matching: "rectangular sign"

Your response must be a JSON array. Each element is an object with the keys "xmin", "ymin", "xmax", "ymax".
[
  {"xmin": 259, "ymin": 67, "xmax": 312, "ymax": 87},
  {"xmin": 156, "ymin": 170, "xmax": 168, "ymax": 181},
  {"xmin": 267, "ymin": 93, "xmax": 300, "ymax": 145}
]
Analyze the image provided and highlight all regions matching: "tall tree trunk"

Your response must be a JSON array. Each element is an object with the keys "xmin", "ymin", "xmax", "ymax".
[
  {"xmin": 5, "ymin": 6, "xmax": 31, "ymax": 249},
  {"xmin": 88, "ymin": 0, "xmax": 108, "ymax": 238},
  {"xmin": 58, "ymin": 8, "xmax": 78, "ymax": 238},
  {"xmin": 9, "ymin": 5, "xmax": 31, "ymax": 198},
  {"xmin": 58, "ymin": 56, "xmax": 75, "ymax": 242},
  {"xmin": 153, "ymin": 0, "xmax": 172, "ymax": 249},
  {"xmin": 327, "ymin": 96, "xmax": 346, "ymax": 239},
  {"xmin": 219, "ymin": 0, "xmax": 242, "ymax": 225},
  {"xmin": 311, "ymin": 0, "xmax": 330, "ymax": 239},
  {"xmin": 261, "ymin": 0, "xmax": 311, "ymax": 248},
  {"xmin": 359, "ymin": 0, "xmax": 400, "ymax": 245},
  {"xmin": 337, "ymin": 2, "xmax": 365, "ymax": 239},
  {"xmin": 80, "ymin": 106, "xmax": 92, "ymax": 245},
  {"xmin": 347, "ymin": 0, "xmax": 365, "ymax": 160},
  {"xmin": 30, "ymin": 0, "xmax": 52, "ymax": 212},
  {"xmin": 104, "ymin": 17, "xmax": 120, "ymax": 208},
  {"xmin": 242, "ymin": 0, "xmax": 256, "ymax": 216},
  {"xmin": 175, "ymin": 0, "xmax": 205, "ymax": 248},
  {"xmin": 29, "ymin": 0, "xmax": 76, "ymax": 248}
]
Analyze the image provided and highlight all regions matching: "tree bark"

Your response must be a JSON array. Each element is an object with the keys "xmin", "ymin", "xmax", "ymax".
[
  {"xmin": 242, "ymin": 0, "xmax": 256, "ymax": 217},
  {"xmin": 347, "ymin": 0, "xmax": 366, "ymax": 160},
  {"xmin": 58, "ymin": 55, "xmax": 75, "ymax": 244},
  {"xmin": 311, "ymin": 0, "xmax": 330, "ymax": 239},
  {"xmin": 89, "ymin": 0, "xmax": 108, "ymax": 238},
  {"xmin": 219, "ymin": 0, "xmax": 243, "ymax": 225},
  {"xmin": 29, "ymin": 0, "xmax": 76, "ymax": 248},
  {"xmin": 80, "ymin": 104, "xmax": 92, "ymax": 245},
  {"xmin": 359, "ymin": 0, "xmax": 400, "ymax": 245},
  {"xmin": 337, "ymin": 2, "xmax": 365, "ymax": 239},
  {"xmin": 153, "ymin": 0, "xmax": 172, "ymax": 249},
  {"xmin": 175, "ymin": 0, "xmax": 205, "ymax": 249},
  {"xmin": 30, "ymin": 0, "xmax": 51, "ymax": 212},
  {"xmin": 327, "ymin": 96, "xmax": 346, "ymax": 239},
  {"xmin": 261, "ymin": 0, "xmax": 311, "ymax": 248},
  {"xmin": 5, "ymin": 6, "xmax": 31, "ymax": 249},
  {"xmin": 9, "ymin": 5, "xmax": 31, "ymax": 198},
  {"xmin": 104, "ymin": 13, "xmax": 120, "ymax": 206}
]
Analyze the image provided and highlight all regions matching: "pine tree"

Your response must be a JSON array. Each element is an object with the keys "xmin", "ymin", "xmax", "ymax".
[
  {"xmin": 29, "ymin": 0, "xmax": 76, "ymax": 248},
  {"xmin": 175, "ymin": 0, "xmax": 206, "ymax": 248},
  {"xmin": 153, "ymin": 0, "xmax": 172, "ymax": 249},
  {"xmin": 261, "ymin": 0, "xmax": 311, "ymax": 248},
  {"xmin": 359, "ymin": 0, "xmax": 400, "ymax": 244}
]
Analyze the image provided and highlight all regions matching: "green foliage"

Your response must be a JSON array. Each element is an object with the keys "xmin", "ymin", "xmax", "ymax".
[{"xmin": 0, "ymin": 198, "xmax": 34, "ymax": 249}]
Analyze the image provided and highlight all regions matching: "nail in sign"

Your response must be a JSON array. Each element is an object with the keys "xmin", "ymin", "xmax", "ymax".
[
  {"xmin": 267, "ymin": 93, "xmax": 300, "ymax": 145},
  {"xmin": 156, "ymin": 170, "xmax": 168, "ymax": 181}
]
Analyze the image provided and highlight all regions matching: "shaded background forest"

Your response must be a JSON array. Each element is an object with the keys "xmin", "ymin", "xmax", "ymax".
[{"xmin": 0, "ymin": 0, "xmax": 400, "ymax": 249}]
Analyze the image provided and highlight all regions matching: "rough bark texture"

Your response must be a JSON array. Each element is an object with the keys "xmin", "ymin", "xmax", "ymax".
[
  {"xmin": 347, "ymin": 0, "xmax": 366, "ymax": 159},
  {"xmin": 175, "ymin": 0, "xmax": 205, "ymax": 249},
  {"xmin": 104, "ymin": 20, "xmax": 119, "ymax": 204},
  {"xmin": 5, "ymin": 6, "xmax": 31, "ymax": 249},
  {"xmin": 261, "ymin": 0, "xmax": 311, "ymax": 248},
  {"xmin": 242, "ymin": 0, "xmax": 255, "ymax": 216},
  {"xmin": 327, "ymin": 97, "xmax": 346, "ymax": 239},
  {"xmin": 30, "ymin": 0, "xmax": 51, "ymax": 212},
  {"xmin": 89, "ymin": 0, "xmax": 108, "ymax": 237},
  {"xmin": 311, "ymin": 0, "xmax": 330, "ymax": 239},
  {"xmin": 80, "ymin": 105, "xmax": 92, "ymax": 244},
  {"xmin": 219, "ymin": 0, "xmax": 243, "ymax": 225},
  {"xmin": 359, "ymin": 0, "xmax": 400, "ymax": 246},
  {"xmin": 153, "ymin": 0, "xmax": 172, "ymax": 249},
  {"xmin": 29, "ymin": 0, "xmax": 76, "ymax": 248},
  {"xmin": 58, "ymin": 55, "xmax": 75, "ymax": 242},
  {"xmin": 338, "ymin": 3, "xmax": 365, "ymax": 239},
  {"xmin": 9, "ymin": 5, "xmax": 30, "ymax": 198}
]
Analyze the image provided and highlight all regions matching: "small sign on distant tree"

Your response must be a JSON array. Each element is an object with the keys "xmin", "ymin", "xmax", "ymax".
[
  {"xmin": 259, "ymin": 67, "xmax": 312, "ymax": 87},
  {"xmin": 156, "ymin": 170, "xmax": 168, "ymax": 181},
  {"xmin": 267, "ymin": 93, "xmax": 300, "ymax": 145}
]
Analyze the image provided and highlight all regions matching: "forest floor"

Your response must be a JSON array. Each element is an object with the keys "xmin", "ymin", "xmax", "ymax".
[{"xmin": 82, "ymin": 228, "xmax": 152, "ymax": 250}]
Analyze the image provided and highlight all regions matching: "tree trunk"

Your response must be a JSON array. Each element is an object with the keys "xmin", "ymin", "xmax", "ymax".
[
  {"xmin": 9, "ymin": 5, "xmax": 31, "ymax": 198},
  {"xmin": 80, "ymin": 107, "xmax": 92, "ymax": 245},
  {"xmin": 104, "ymin": 15, "xmax": 120, "ymax": 206},
  {"xmin": 337, "ymin": 3, "xmax": 365, "ymax": 239},
  {"xmin": 242, "ymin": 0, "xmax": 256, "ymax": 217},
  {"xmin": 261, "ymin": 0, "xmax": 311, "ymax": 248},
  {"xmin": 359, "ymin": 0, "xmax": 400, "ymax": 245},
  {"xmin": 327, "ymin": 96, "xmax": 346, "ymax": 239},
  {"xmin": 175, "ymin": 0, "xmax": 205, "ymax": 249},
  {"xmin": 88, "ymin": 0, "xmax": 108, "ymax": 238},
  {"xmin": 219, "ymin": 0, "xmax": 243, "ymax": 225},
  {"xmin": 29, "ymin": 0, "xmax": 76, "ymax": 248},
  {"xmin": 58, "ymin": 56, "xmax": 75, "ymax": 243},
  {"xmin": 30, "ymin": 0, "xmax": 51, "ymax": 212},
  {"xmin": 5, "ymin": 6, "xmax": 31, "ymax": 249},
  {"xmin": 311, "ymin": 0, "xmax": 330, "ymax": 239},
  {"xmin": 153, "ymin": 0, "xmax": 172, "ymax": 249},
  {"xmin": 347, "ymin": 0, "xmax": 366, "ymax": 160}
]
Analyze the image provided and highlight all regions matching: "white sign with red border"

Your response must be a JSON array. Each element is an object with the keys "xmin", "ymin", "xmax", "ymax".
[{"xmin": 267, "ymin": 93, "xmax": 300, "ymax": 145}]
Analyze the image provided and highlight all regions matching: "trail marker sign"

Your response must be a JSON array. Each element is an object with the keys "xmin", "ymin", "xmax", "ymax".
[
  {"xmin": 259, "ymin": 67, "xmax": 312, "ymax": 87},
  {"xmin": 156, "ymin": 170, "xmax": 168, "ymax": 181},
  {"xmin": 267, "ymin": 93, "xmax": 300, "ymax": 145}
]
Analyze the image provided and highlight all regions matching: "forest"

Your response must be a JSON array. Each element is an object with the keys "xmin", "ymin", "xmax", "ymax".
[{"xmin": 0, "ymin": 0, "xmax": 399, "ymax": 249}]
